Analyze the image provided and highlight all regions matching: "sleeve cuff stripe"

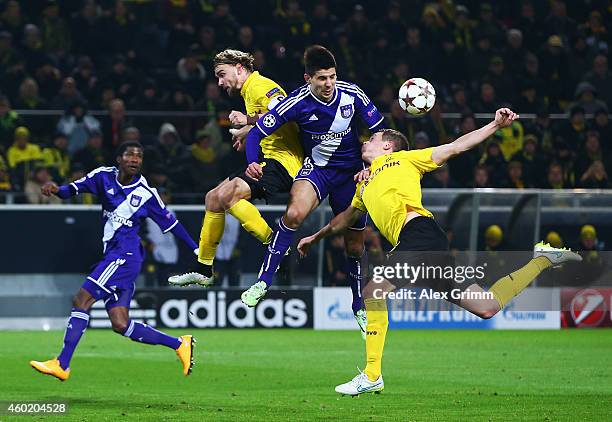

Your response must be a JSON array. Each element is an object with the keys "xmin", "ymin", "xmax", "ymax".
[{"xmin": 163, "ymin": 220, "xmax": 179, "ymax": 233}]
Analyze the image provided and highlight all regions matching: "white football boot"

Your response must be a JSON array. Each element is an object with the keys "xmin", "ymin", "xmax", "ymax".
[
  {"xmin": 241, "ymin": 281, "xmax": 268, "ymax": 307},
  {"xmin": 533, "ymin": 241, "xmax": 582, "ymax": 267},
  {"xmin": 335, "ymin": 370, "xmax": 384, "ymax": 396}
]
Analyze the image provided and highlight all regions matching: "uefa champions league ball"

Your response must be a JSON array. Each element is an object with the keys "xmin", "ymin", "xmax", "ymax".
[{"xmin": 398, "ymin": 78, "xmax": 436, "ymax": 116}]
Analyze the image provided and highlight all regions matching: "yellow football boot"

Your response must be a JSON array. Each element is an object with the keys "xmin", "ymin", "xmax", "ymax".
[
  {"xmin": 30, "ymin": 358, "xmax": 70, "ymax": 381},
  {"xmin": 175, "ymin": 335, "xmax": 195, "ymax": 376}
]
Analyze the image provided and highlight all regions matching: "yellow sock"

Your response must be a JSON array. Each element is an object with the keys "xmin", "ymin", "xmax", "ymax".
[
  {"xmin": 489, "ymin": 256, "xmax": 552, "ymax": 308},
  {"xmin": 227, "ymin": 200, "xmax": 273, "ymax": 244},
  {"xmin": 198, "ymin": 211, "xmax": 225, "ymax": 265},
  {"xmin": 364, "ymin": 298, "xmax": 388, "ymax": 382}
]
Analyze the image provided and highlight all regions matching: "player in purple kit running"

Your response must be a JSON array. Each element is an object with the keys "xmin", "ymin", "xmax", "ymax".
[
  {"xmin": 240, "ymin": 46, "xmax": 385, "ymax": 338},
  {"xmin": 29, "ymin": 141, "xmax": 198, "ymax": 381}
]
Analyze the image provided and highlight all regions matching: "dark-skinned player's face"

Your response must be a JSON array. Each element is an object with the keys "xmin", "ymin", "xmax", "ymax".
[
  {"xmin": 306, "ymin": 68, "xmax": 336, "ymax": 102},
  {"xmin": 117, "ymin": 146, "xmax": 143, "ymax": 177}
]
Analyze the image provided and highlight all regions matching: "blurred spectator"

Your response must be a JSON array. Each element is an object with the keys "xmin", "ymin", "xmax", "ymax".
[
  {"xmin": 209, "ymin": 1, "xmax": 239, "ymax": 46},
  {"xmin": 569, "ymin": 81, "xmax": 608, "ymax": 114},
  {"xmin": 41, "ymin": 133, "xmax": 70, "ymax": 182},
  {"xmin": 484, "ymin": 225, "xmax": 503, "ymax": 250},
  {"xmin": 543, "ymin": 1, "xmax": 577, "ymax": 42},
  {"xmin": 57, "ymin": 100, "xmax": 101, "ymax": 155},
  {"xmin": 519, "ymin": 52, "xmax": 547, "ymax": 100},
  {"xmin": 101, "ymin": 98, "xmax": 131, "ymax": 151},
  {"xmin": 1, "ymin": 0, "xmax": 25, "ymax": 39},
  {"xmin": 412, "ymin": 131, "xmax": 430, "ymax": 150},
  {"xmin": 544, "ymin": 162, "xmax": 568, "ymax": 189},
  {"xmin": 576, "ymin": 130, "xmax": 604, "ymax": 175},
  {"xmin": 539, "ymin": 35, "xmax": 572, "ymax": 111},
  {"xmin": 123, "ymin": 126, "xmax": 140, "ymax": 142},
  {"xmin": 52, "ymin": 77, "xmax": 85, "ymax": 111},
  {"xmin": 567, "ymin": 33, "xmax": 592, "ymax": 85},
  {"xmin": 65, "ymin": 164, "xmax": 93, "ymax": 204},
  {"xmin": 467, "ymin": 33, "xmax": 495, "ymax": 81},
  {"xmin": 196, "ymin": 81, "xmax": 229, "ymax": 124},
  {"xmin": 483, "ymin": 56, "xmax": 515, "ymax": 104},
  {"xmin": 0, "ymin": 31, "xmax": 25, "ymax": 99},
  {"xmin": 0, "ymin": 95, "xmax": 23, "ymax": 152},
  {"xmin": 477, "ymin": 3, "xmax": 505, "ymax": 45},
  {"xmin": 504, "ymin": 29, "xmax": 528, "ymax": 77},
  {"xmin": 176, "ymin": 48, "xmax": 206, "ymax": 101},
  {"xmin": 34, "ymin": 61, "xmax": 62, "ymax": 101},
  {"xmin": 552, "ymin": 138, "xmax": 576, "ymax": 187},
  {"xmin": 591, "ymin": 106, "xmax": 611, "ymax": 152},
  {"xmin": 577, "ymin": 224, "xmax": 605, "ymax": 283},
  {"xmin": 479, "ymin": 140, "xmax": 507, "ymax": 187},
  {"xmin": 505, "ymin": 160, "xmax": 528, "ymax": 188},
  {"xmin": 515, "ymin": 81, "xmax": 546, "ymax": 114},
  {"xmin": 580, "ymin": 224, "xmax": 604, "ymax": 251},
  {"xmin": 192, "ymin": 26, "xmax": 217, "ymax": 71},
  {"xmin": 472, "ymin": 81, "xmax": 499, "ymax": 112},
  {"xmin": 102, "ymin": 0, "xmax": 136, "ymax": 58},
  {"xmin": 510, "ymin": 134, "xmax": 546, "ymax": 186},
  {"xmin": 71, "ymin": 56, "xmax": 98, "ymax": 101},
  {"xmin": 40, "ymin": 0, "xmax": 71, "ymax": 59},
  {"xmin": 7, "ymin": 126, "xmax": 42, "ymax": 192},
  {"xmin": 579, "ymin": 160, "xmax": 610, "ymax": 188},
  {"xmin": 72, "ymin": 130, "xmax": 109, "ymax": 172},
  {"xmin": 25, "ymin": 166, "xmax": 61, "ymax": 204},
  {"xmin": 310, "ymin": 1, "xmax": 337, "ymax": 45},
  {"xmin": 582, "ymin": 54, "xmax": 612, "ymax": 106},
  {"xmin": 516, "ymin": 1, "xmax": 540, "ymax": 47},
  {"xmin": 145, "ymin": 123, "xmax": 191, "ymax": 190},
  {"xmin": 472, "ymin": 165, "xmax": 490, "ymax": 188},
  {"xmin": 525, "ymin": 108, "xmax": 555, "ymax": 156},
  {"xmin": 346, "ymin": 4, "xmax": 373, "ymax": 48},
  {"xmin": 104, "ymin": 55, "xmax": 136, "ymax": 100},
  {"xmin": 444, "ymin": 84, "xmax": 471, "ymax": 116},
  {"xmin": 70, "ymin": 0, "xmax": 101, "ymax": 57},
  {"xmin": 545, "ymin": 231, "xmax": 564, "ymax": 248},
  {"xmin": 214, "ymin": 214, "xmax": 241, "ymax": 287},
  {"xmin": 555, "ymin": 106, "xmax": 587, "ymax": 152},
  {"xmin": 13, "ymin": 77, "xmax": 50, "ymax": 141},
  {"xmin": 21, "ymin": 24, "xmax": 47, "ymax": 74},
  {"xmin": 452, "ymin": 5, "xmax": 475, "ymax": 53}
]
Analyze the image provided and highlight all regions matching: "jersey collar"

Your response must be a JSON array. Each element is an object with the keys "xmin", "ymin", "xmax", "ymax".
[
  {"xmin": 240, "ymin": 71, "xmax": 259, "ymax": 97},
  {"xmin": 309, "ymin": 85, "xmax": 338, "ymax": 106},
  {"xmin": 115, "ymin": 169, "xmax": 143, "ymax": 189}
]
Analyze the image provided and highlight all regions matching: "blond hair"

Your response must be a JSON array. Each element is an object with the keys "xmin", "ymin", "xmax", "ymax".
[{"xmin": 214, "ymin": 49, "xmax": 254, "ymax": 72}]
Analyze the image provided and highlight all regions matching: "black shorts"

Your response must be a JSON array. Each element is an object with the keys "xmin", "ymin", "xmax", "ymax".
[
  {"xmin": 384, "ymin": 216, "xmax": 465, "ymax": 302},
  {"xmin": 230, "ymin": 159, "xmax": 294, "ymax": 202}
]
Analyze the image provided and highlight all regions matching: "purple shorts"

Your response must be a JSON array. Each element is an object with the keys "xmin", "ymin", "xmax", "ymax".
[
  {"xmin": 82, "ymin": 255, "xmax": 142, "ymax": 310},
  {"xmin": 294, "ymin": 157, "xmax": 367, "ymax": 230}
]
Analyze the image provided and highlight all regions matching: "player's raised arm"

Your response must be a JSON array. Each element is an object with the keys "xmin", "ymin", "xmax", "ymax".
[
  {"xmin": 42, "ymin": 167, "xmax": 107, "ymax": 199},
  {"xmin": 431, "ymin": 108, "xmax": 519, "ymax": 166},
  {"xmin": 244, "ymin": 107, "xmax": 289, "ymax": 164},
  {"xmin": 297, "ymin": 205, "xmax": 365, "ymax": 257}
]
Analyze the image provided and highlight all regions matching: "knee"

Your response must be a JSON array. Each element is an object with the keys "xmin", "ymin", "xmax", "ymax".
[
  {"xmin": 205, "ymin": 189, "xmax": 217, "ymax": 206},
  {"xmin": 284, "ymin": 207, "xmax": 305, "ymax": 228},
  {"xmin": 111, "ymin": 319, "xmax": 129, "ymax": 335}
]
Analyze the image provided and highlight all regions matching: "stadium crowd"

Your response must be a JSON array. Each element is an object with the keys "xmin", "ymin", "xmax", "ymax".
[{"xmin": 1, "ymin": 0, "xmax": 612, "ymax": 203}]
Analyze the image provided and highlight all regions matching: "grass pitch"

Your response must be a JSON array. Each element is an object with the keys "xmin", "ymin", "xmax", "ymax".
[{"xmin": 0, "ymin": 329, "xmax": 611, "ymax": 421}]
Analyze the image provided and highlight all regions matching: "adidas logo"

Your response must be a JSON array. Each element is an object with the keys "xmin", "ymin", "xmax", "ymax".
[
  {"xmin": 107, "ymin": 188, "xmax": 115, "ymax": 195},
  {"xmin": 308, "ymin": 114, "xmax": 318, "ymax": 121}
]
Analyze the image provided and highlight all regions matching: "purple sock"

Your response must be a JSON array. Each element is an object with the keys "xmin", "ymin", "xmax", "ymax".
[
  {"xmin": 57, "ymin": 308, "xmax": 90, "ymax": 370},
  {"xmin": 347, "ymin": 255, "xmax": 363, "ymax": 314},
  {"xmin": 258, "ymin": 218, "xmax": 295, "ymax": 286},
  {"xmin": 123, "ymin": 320, "xmax": 181, "ymax": 349}
]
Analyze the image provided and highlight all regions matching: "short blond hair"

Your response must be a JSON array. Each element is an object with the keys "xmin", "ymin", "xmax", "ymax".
[{"xmin": 214, "ymin": 49, "xmax": 254, "ymax": 72}]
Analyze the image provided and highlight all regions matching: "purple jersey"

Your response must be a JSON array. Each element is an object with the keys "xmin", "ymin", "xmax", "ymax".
[
  {"xmin": 247, "ymin": 81, "xmax": 385, "ymax": 171},
  {"xmin": 60, "ymin": 166, "xmax": 178, "ymax": 260}
]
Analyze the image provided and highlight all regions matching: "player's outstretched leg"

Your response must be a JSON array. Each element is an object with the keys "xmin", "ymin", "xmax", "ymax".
[
  {"xmin": 241, "ymin": 217, "xmax": 295, "ymax": 307},
  {"xmin": 109, "ymin": 307, "xmax": 196, "ymax": 376},
  {"xmin": 30, "ymin": 288, "xmax": 95, "ymax": 381},
  {"xmin": 344, "ymin": 229, "xmax": 366, "ymax": 339},
  {"xmin": 486, "ymin": 242, "xmax": 582, "ymax": 311}
]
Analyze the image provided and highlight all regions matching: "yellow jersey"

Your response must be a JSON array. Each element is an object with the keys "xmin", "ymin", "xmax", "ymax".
[
  {"xmin": 351, "ymin": 148, "xmax": 439, "ymax": 247},
  {"xmin": 240, "ymin": 71, "xmax": 303, "ymax": 177}
]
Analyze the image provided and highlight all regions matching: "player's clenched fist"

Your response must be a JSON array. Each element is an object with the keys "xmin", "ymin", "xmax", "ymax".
[
  {"xmin": 494, "ymin": 108, "xmax": 519, "ymax": 128},
  {"xmin": 41, "ymin": 182, "xmax": 59, "ymax": 196},
  {"xmin": 229, "ymin": 110, "xmax": 248, "ymax": 126}
]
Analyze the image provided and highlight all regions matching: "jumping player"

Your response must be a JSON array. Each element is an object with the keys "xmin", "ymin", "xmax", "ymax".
[
  {"xmin": 297, "ymin": 110, "xmax": 582, "ymax": 395},
  {"xmin": 30, "ymin": 141, "xmax": 198, "ymax": 381},
  {"xmin": 240, "ymin": 46, "xmax": 385, "ymax": 340},
  {"xmin": 168, "ymin": 49, "xmax": 303, "ymax": 288}
]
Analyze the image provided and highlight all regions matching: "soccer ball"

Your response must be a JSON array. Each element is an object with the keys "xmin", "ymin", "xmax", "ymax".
[{"xmin": 398, "ymin": 78, "xmax": 436, "ymax": 115}]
